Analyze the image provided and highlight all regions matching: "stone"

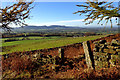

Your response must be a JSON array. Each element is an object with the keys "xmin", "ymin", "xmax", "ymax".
[
  {"xmin": 107, "ymin": 46, "xmax": 114, "ymax": 49},
  {"xmin": 93, "ymin": 52, "xmax": 107, "ymax": 57},
  {"xmin": 111, "ymin": 55, "xmax": 118, "ymax": 60},
  {"xmin": 102, "ymin": 61, "xmax": 109, "ymax": 68},
  {"xmin": 117, "ymin": 41, "xmax": 120, "ymax": 45},
  {"xmin": 78, "ymin": 54, "xmax": 84, "ymax": 58},
  {"xmin": 109, "ymin": 49, "xmax": 116, "ymax": 54},
  {"xmin": 111, "ymin": 43, "xmax": 118, "ymax": 46},
  {"xmin": 52, "ymin": 65, "xmax": 55, "ymax": 70},
  {"xmin": 118, "ymin": 52, "xmax": 120, "ymax": 57},
  {"xmin": 109, "ymin": 59, "xmax": 116, "ymax": 67},
  {"xmin": 99, "ymin": 44, "xmax": 105, "ymax": 47},
  {"xmin": 109, "ymin": 55, "xmax": 119, "ymax": 66},
  {"xmin": 95, "ymin": 61, "xmax": 109, "ymax": 70},
  {"xmin": 33, "ymin": 53, "xmax": 38, "ymax": 58},
  {"xmin": 42, "ymin": 58, "xmax": 47, "ymax": 62},
  {"xmin": 99, "ymin": 48, "xmax": 104, "ymax": 52},
  {"xmin": 94, "ymin": 43, "xmax": 99, "ymax": 47},
  {"xmin": 103, "ymin": 49, "xmax": 116, "ymax": 54},
  {"xmin": 103, "ymin": 49, "xmax": 109, "ymax": 53},
  {"xmin": 98, "ymin": 57, "xmax": 107, "ymax": 61},
  {"xmin": 94, "ymin": 56, "xmax": 99, "ymax": 60},
  {"xmin": 94, "ymin": 46, "xmax": 99, "ymax": 52},
  {"xmin": 94, "ymin": 61, "xmax": 103, "ymax": 70},
  {"xmin": 93, "ymin": 48, "xmax": 97, "ymax": 52},
  {"xmin": 99, "ymin": 40, "xmax": 106, "ymax": 44},
  {"xmin": 116, "ymin": 49, "xmax": 120, "ymax": 52},
  {"xmin": 58, "ymin": 48, "xmax": 64, "ymax": 63},
  {"xmin": 53, "ymin": 57, "xmax": 56, "ymax": 64},
  {"xmin": 83, "ymin": 41, "xmax": 93, "ymax": 69},
  {"xmin": 114, "ymin": 46, "xmax": 120, "ymax": 49},
  {"xmin": 111, "ymin": 39, "xmax": 118, "ymax": 44},
  {"xmin": 93, "ymin": 41, "xmax": 99, "ymax": 44},
  {"xmin": 105, "ymin": 42, "xmax": 111, "ymax": 45},
  {"xmin": 47, "ymin": 55, "xmax": 52, "ymax": 58}
]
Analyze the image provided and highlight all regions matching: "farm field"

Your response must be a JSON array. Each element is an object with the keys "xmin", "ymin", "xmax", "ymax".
[{"xmin": 1, "ymin": 35, "xmax": 107, "ymax": 54}]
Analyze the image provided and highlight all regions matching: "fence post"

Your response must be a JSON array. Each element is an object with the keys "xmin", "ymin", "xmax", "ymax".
[
  {"xmin": 83, "ymin": 41, "xmax": 93, "ymax": 70},
  {"xmin": 58, "ymin": 48, "xmax": 64, "ymax": 64}
]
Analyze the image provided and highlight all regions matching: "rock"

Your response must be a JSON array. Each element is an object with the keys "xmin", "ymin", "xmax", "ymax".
[
  {"xmin": 93, "ymin": 39, "xmax": 120, "ymax": 69},
  {"xmin": 111, "ymin": 43, "xmax": 118, "ymax": 46},
  {"xmin": 94, "ymin": 46, "xmax": 99, "ymax": 52},
  {"xmin": 53, "ymin": 57, "xmax": 56, "ymax": 64},
  {"xmin": 95, "ymin": 61, "xmax": 109, "ymax": 70},
  {"xmin": 52, "ymin": 65, "xmax": 55, "ymax": 70},
  {"xmin": 5, "ymin": 71, "xmax": 17, "ymax": 78},
  {"xmin": 102, "ymin": 61, "xmax": 109, "ymax": 68},
  {"xmin": 107, "ymin": 46, "xmax": 114, "ymax": 49},
  {"xmin": 103, "ymin": 49, "xmax": 116, "ymax": 54},
  {"xmin": 118, "ymin": 52, "xmax": 120, "ymax": 57},
  {"xmin": 33, "ymin": 53, "xmax": 38, "ymax": 58},
  {"xmin": 99, "ymin": 40, "xmax": 106, "ymax": 44},
  {"xmin": 111, "ymin": 39, "xmax": 118, "ymax": 44},
  {"xmin": 109, "ymin": 59, "xmax": 116, "ymax": 67},
  {"xmin": 93, "ymin": 48, "xmax": 97, "ymax": 52},
  {"xmin": 94, "ymin": 56, "xmax": 99, "ymax": 60},
  {"xmin": 58, "ymin": 48, "xmax": 64, "ymax": 59},
  {"xmin": 78, "ymin": 54, "xmax": 84, "ymax": 58},
  {"xmin": 111, "ymin": 55, "xmax": 118, "ymax": 60},
  {"xmin": 114, "ymin": 46, "xmax": 120, "ymax": 49},
  {"xmin": 93, "ymin": 41, "xmax": 99, "ymax": 44},
  {"xmin": 109, "ymin": 49, "xmax": 117, "ymax": 54},
  {"xmin": 99, "ymin": 48, "xmax": 104, "ymax": 52},
  {"xmin": 83, "ymin": 41, "xmax": 93, "ymax": 69},
  {"xmin": 99, "ymin": 44, "xmax": 105, "ymax": 47},
  {"xmin": 116, "ymin": 49, "xmax": 120, "ymax": 52},
  {"xmin": 105, "ymin": 42, "xmax": 111, "ymax": 45},
  {"xmin": 94, "ymin": 61, "xmax": 103, "ymax": 70},
  {"xmin": 98, "ymin": 57, "xmax": 107, "ymax": 61},
  {"xmin": 47, "ymin": 55, "xmax": 52, "ymax": 58}
]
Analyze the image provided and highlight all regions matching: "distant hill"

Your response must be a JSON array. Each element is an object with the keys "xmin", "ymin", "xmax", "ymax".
[
  {"xmin": 14, "ymin": 25, "xmax": 82, "ymax": 29},
  {"xmin": 13, "ymin": 25, "xmax": 84, "ymax": 32},
  {"xmin": 3, "ymin": 25, "xmax": 117, "ymax": 34}
]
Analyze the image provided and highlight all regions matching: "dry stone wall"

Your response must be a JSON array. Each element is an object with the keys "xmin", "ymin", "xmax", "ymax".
[
  {"xmin": 1, "ymin": 33, "xmax": 120, "ymax": 75},
  {"xmin": 93, "ymin": 39, "xmax": 120, "ymax": 70}
]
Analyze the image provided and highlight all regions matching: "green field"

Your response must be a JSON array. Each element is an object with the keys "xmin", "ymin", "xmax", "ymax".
[{"xmin": 1, "ymin": 35, "xmax": 107, "ymax": 54}]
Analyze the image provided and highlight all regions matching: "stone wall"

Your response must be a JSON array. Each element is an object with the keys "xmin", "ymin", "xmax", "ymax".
[
  {"xmin": 93, "ymin": 39, "xmax": 120, "ymax": 70},
  {"xmin": 1, "ymin": 33, "xmax": 120, "ymax": 73}
]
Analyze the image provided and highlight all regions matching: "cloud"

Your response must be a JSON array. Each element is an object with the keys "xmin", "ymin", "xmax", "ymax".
[
  {"xmin": 30, "ymin": 17, "xmax": 118, "ymax": 27},
  {"xmin": 31, "ymin": 19, "xmax": 85, "ymax": 26},
  {"xmin": 57, "ymin": 19, "xmax": 84, "ymax": 23}
]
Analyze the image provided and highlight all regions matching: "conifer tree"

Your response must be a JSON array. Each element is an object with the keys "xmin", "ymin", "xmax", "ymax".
[
  {"xmin": 0, "ymin": 0, "xmax": 34, "ymax": 32},
  {"xmin": 74, "ymin": 0, "xmax": 120, "ymax": 28}
]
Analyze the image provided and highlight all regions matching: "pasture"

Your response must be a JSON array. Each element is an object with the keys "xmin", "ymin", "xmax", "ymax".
[{"xmin": 1, "ymin": 35, "xmax": 107, "ymax": 54}]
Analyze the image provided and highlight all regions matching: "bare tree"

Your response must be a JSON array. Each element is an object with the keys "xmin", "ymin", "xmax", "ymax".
[
  {"xmin": 74, "ymin": 0, "xmax": 120, "ymax": 28},
  {"xmin": 0, "ymin": 0, "xmax": 34, "ymax": 32}
]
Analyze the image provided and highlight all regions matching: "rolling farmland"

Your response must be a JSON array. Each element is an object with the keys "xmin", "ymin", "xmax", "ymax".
[{"xmin": 1, "ymin": 35, "xmax": 107, "ymax": 54}]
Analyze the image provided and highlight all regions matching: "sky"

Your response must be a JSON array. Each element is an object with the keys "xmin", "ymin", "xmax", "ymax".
[{"xmin": 1, "ymin": 1, "xmax": 120, "ymax": 27}]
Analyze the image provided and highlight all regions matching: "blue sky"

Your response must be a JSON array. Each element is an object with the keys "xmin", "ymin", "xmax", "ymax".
[{"xmin": 2, "ymin": 1, "xmax": 119, "ymax": 27}]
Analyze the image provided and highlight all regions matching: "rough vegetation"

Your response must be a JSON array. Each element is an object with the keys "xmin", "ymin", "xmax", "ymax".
[{"xmin": 1, "ymin": 34, "xmax": 120, "ymax": 79}]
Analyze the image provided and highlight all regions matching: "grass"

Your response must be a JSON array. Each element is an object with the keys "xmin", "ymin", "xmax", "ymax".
[
  {"xmin": 1, "ymin": 36, "xmax": 62, "ymax": 47},
  {"xmin": 1, "ymin": 35, "xmax": 107, "ymax": 54}
]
